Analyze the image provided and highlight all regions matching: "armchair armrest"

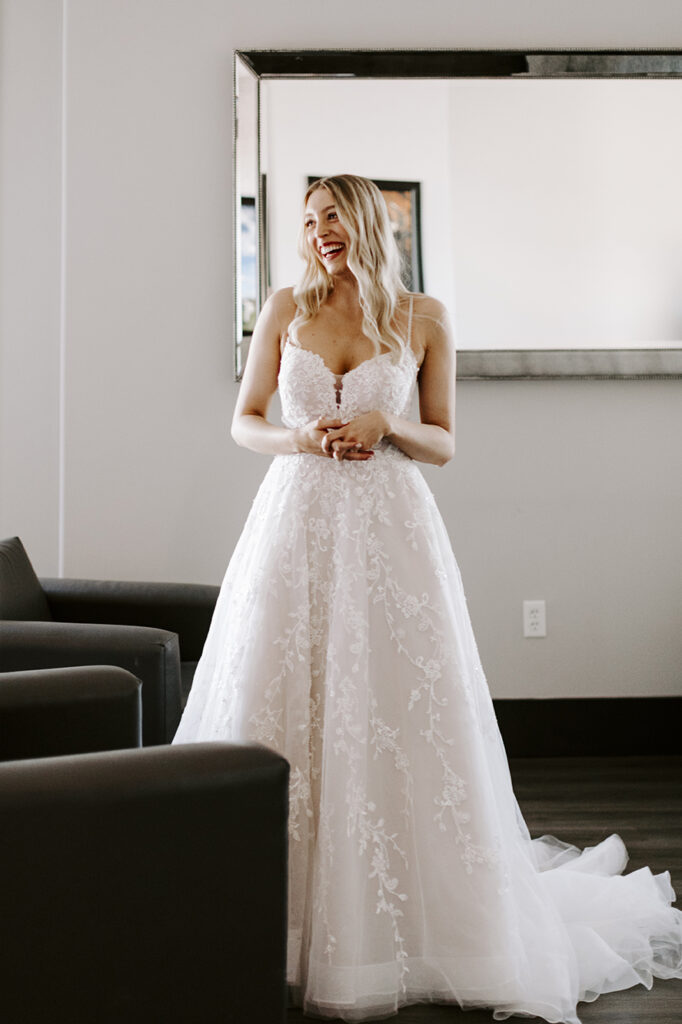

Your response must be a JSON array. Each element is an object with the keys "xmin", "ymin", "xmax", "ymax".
[
  {"xmin": 0, "ymin": 620, "xmax": 181, "ymax": 745},
  {"xmin": 39, "ymin": 578, "xmax": 219, "ymax": 661},
  {"xmin": 0, "ymin": 665, "xmax": 141, "ymax": 760}
]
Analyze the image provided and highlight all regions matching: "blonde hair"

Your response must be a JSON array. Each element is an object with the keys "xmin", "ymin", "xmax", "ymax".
[{"xmin": 290, "ymin": 174, "xmax": 410, "ymax": 360}]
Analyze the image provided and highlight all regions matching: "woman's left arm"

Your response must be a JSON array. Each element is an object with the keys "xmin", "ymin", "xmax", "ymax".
[{"xmin": 323, "ymin": 299, "xmax": 456, "ymax": 467}]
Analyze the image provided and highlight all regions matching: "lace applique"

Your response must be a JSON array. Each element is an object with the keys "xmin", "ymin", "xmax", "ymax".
[{"xmin": 278, "ymin": 344, "xmax": 417, "ymax": 429}]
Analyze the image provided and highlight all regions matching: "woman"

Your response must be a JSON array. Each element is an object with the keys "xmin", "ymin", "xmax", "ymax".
[{"xmin": 174, "ymin": 175, "xmax": 682, "ymax": 1022}]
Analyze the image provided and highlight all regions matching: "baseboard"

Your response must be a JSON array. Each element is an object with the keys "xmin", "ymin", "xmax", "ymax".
[{"xmin": 492, "ymin": 696, "xmax": 682, "ymax": 757}]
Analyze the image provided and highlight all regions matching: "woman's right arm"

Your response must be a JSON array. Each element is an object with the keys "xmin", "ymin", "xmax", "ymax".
[{"xmin": 231, "ymin": 290, "xmax": 353, "ymax": 457}]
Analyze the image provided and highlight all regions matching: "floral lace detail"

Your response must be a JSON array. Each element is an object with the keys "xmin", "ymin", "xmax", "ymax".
[
  {"xmin": 278, "ymin": 343, "xmax": 417, "ymax": 428},
  {"xmin": 245, "ymin": 337, "xmax": 505, "ymax": 983},
  {"xmin": 289, "ymin": 765, "xmax": 313, "ymax": 843}
]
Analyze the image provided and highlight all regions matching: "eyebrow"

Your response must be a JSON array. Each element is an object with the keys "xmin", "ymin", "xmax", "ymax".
[{"xmin": 305, "ymin": 205, "xmax": 336, "ymax": 216}]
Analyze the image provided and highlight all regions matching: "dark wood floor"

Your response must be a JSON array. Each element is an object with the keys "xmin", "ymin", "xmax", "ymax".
[{"xmin": 288, "ymin": 756, "xmax": 682, "ymax": 1024}]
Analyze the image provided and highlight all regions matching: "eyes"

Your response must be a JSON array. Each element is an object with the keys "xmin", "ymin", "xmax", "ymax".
[{"xmin": 305, "ymin": 210, "xmax": 338, "ymax": 230}]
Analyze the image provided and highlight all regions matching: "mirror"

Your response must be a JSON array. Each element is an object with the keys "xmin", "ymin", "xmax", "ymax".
[{"xmin": 234, "ymin": 50, "xmax": 682, "ymax": 379}]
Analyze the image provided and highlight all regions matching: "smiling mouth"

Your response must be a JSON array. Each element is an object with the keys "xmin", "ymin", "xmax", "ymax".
[{"xmin": 319, "ymin": 244, "xmax": 345, "ymax": 261}]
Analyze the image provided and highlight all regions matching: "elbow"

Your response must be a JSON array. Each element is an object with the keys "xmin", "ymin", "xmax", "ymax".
[
  {"xmin": 434, "ymin": 434, "xmax": 455, "ymax": 467},
  {"xmin": 230, "ymin": 416, "xmax": 245, "ymax": 447}
]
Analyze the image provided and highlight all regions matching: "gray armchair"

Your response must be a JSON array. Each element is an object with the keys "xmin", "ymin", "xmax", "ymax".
[
  {"xmin": 0, "ymin": 662, "xmax": 289, "ymax": 1023},
  {"xmin": 0, "ymin": 536, "xmax": 219, "ymax": 744}
]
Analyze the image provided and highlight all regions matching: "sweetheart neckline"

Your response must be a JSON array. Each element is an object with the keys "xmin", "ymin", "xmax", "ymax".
[{"xmin": 284, "ymin": 342, "xmax": 418, "ymax": 380}]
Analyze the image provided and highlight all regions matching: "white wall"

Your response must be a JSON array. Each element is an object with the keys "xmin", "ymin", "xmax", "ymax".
[
  {"xmin": 448, "ymin": 79, "xmax": 682, "ymax": 349},
  {"xmin": 0, "ymin": 0, "xmax": 62, "ymax": 572},
  {"xmin": 1, "ymin": 0, "xmax": 681, "ymax": 699},
  {"xmin": 422, "ymin": 379, "xmax": 682, "ymax": 698}
]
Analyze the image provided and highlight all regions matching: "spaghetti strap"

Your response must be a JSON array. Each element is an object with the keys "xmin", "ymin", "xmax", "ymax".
[
  {"xmin": 407, "ymin": 294, "xmax": 414, "ymax": 347},
  {"xmin": 281, "ymin": 319, "xmax": 296, "ymax": 355}
]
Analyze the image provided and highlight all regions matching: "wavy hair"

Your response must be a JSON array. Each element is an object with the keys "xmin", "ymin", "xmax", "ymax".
[{"xmin": 290, "ymin": 174, "xmax": 410, "ymax": 359}]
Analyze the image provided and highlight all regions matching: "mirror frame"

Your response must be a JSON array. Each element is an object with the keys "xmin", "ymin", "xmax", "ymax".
[{"xmin": 234, "ymin": 48, "xmax": 682, "ymax": 381}]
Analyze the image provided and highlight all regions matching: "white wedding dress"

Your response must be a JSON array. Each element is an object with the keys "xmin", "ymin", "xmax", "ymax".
[{"xmin": 174, "ymin": 309, "xmax": 682, "ymax": 1022}]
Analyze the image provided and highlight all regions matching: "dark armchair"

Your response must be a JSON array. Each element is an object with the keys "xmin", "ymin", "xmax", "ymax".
[
  {"xmin": 0, "ymin": 536, "xmax": 219, "ymax": 744},
  {"xmin": 0, "ymin": 662, "xmax": 289, "ymax": 1024}
]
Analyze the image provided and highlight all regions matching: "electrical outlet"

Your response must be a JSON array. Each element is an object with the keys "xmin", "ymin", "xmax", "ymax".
[{"xmin": 523, "ymin": 600, "xmax": 546, "ymax": 638}]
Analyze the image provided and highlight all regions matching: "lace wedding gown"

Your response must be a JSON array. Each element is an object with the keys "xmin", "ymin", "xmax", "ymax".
[{"xmin": 174, "ymin": 317, "xmax": 682, "ymax": 1022}]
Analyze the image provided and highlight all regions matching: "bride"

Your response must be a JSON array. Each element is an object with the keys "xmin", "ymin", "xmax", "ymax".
[{"xmin": 173, "ymin": 174, "xmax": 682, "ymax": 1022}]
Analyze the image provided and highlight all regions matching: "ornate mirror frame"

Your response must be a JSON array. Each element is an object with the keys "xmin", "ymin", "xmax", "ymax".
[{"xmin": 233, "ymin": 49, "xmax": 682, "ymax": 381}]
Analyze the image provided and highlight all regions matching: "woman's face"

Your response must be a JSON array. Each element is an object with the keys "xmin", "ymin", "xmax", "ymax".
[{"xmin": 304, "ymin": 187, "xmax": 351, "ymax": 275}]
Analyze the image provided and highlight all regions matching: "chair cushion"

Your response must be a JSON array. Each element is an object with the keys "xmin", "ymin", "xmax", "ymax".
[{"xmin": 0, "ymin": 537, "xmax": 52, "ymax": 622}]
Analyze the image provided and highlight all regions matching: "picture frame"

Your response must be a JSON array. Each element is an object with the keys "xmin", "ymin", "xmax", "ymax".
[{"xmin": 239, "ymin": 196, "xmax": 258, "ymax": 335}]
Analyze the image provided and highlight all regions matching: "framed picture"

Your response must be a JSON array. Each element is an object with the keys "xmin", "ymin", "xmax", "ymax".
[
  {"xmin": 307, "ymin": 176, "xmax": 423, "ymax": 292},
  {"xmin": 239, "ymin": 196, "xmax": 258, "ymax": 335}
]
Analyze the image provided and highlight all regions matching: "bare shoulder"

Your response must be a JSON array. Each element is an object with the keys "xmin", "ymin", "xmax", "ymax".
[
  {"xmin": 411, "ymin": 292, "xmax": 448, "ymax": 322},
  {"xmin": 407, "ymin": 293, "xmax": 453, "ymax": 361},
  {"xmin": 264, "ymin": 286, "xmax": 297, "ymax": 325},
  {"xmin": 268, "ymin": 286, "xmax": 296, "ymax": 311}
]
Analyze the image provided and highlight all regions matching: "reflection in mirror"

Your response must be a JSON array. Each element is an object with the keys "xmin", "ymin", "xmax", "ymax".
[
  {"xmin": 234, "ymin": 51, "xmax": 682, "ymax": 379},
  {"xmin": 234, "ymin": 54, "xmax": 260, "ymax": 379}
]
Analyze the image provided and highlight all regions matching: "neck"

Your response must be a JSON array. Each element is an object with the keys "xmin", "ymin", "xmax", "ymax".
[{"xmin": 328, "ymin": 270, "xmax": 360, "ymax": 309}]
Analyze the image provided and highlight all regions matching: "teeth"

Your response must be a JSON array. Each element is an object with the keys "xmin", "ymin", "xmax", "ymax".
[{"xmin": 320, "ymin": 244, "xmax": 343, "ymax": 256}]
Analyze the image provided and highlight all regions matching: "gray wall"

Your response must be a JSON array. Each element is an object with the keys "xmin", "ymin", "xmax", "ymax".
[{"xmin": 1, "ymin": 0, "xmax": 681, "ymax": 698}]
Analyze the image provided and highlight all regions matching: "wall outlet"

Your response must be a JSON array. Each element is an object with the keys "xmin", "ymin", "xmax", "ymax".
[{"xmin": 523, "ymin": 600, "xmax": 547, "ymax": 638}]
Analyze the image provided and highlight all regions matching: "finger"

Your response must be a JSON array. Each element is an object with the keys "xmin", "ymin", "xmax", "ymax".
[
  {"xmin": 333, "ymin": 441, "xmax": 373, "ymax": 457},
  {"xmin": 316, "ymin": 417, "xmax": 345, "ymax": 430},
  {"xmin": 323, "ymin": 432, "xmax": 346, "ymax": 452}
]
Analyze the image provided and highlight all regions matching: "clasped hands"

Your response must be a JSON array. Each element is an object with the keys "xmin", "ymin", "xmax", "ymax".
[{"xmin": 296, "ymin": 412, "xmax": 390, "ymax": 461}]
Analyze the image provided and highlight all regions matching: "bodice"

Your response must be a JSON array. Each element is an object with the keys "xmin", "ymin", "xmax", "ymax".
[{"xmin": 278, "ymin": 343, "xmax": 418, "ymax": 429}]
